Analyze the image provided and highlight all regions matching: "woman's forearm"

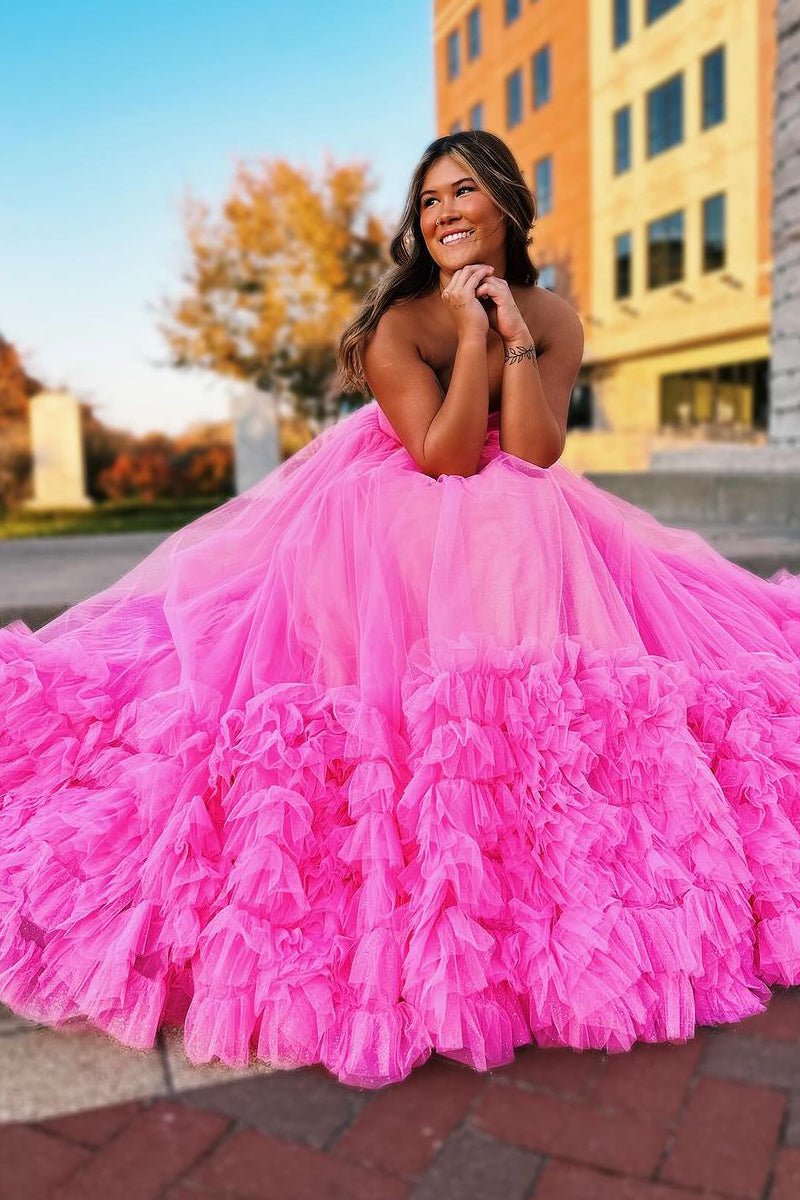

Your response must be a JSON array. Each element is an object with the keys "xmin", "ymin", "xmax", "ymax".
[
  {"xmin": 499, "ymin": 339, "xmax": 563, "ymax": 468},
  {"xmin": 422, "ymin": 334, "xmax": 490, "ymax": 478}
]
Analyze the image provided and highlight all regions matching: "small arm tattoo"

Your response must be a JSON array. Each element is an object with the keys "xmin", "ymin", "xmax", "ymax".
[{"xmin": 503, "ymin": 341, "xmax": 537, "ymax": 365}]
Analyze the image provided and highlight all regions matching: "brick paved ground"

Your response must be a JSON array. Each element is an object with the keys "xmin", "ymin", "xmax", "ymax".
[{"xmin": 3, "ymin": 990, "xmax": 800, "ymax": 1199}]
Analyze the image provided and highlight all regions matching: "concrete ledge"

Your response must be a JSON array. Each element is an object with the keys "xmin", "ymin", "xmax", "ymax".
[{"xmin": 585, "ymin": 471, "xmax": 800, "ymax": 526}]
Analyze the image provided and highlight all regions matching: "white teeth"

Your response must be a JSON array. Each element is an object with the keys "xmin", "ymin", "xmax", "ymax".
[{"xmin": 441, "ymin": 230, "xmax": 474, "ymax": 244}]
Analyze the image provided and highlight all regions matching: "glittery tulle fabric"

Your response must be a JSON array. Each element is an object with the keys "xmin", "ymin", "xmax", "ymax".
[{"xmin": 2, "ymin": 399, "xmax": 800, "ymax": 1088}]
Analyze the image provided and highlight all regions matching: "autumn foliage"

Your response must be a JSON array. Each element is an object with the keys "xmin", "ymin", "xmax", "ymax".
[
  {"xmin": 0, "ymin": 335, "xmax": 39, "ymax": 509},
  {"xmin": 2, "ymin": 154, "xmax": 387, "ymax": 511},
  {"xmin": 156, "ymin": 154, "xmax": 392, "ymax": 424},
  {"xmin": 96, "ymin": 431, "xmax": 233, "ymax": 502}
]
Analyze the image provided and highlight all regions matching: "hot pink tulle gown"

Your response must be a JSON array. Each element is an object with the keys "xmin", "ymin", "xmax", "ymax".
[{"xmin": 2, "ymin": 399, "xmax": 800, "ymax": 1089}]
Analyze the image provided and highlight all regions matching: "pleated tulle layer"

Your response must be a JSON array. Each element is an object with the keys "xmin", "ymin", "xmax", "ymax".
[{"xmin": 2, "ymin": 398, "xmax": 800, "ymax": 1088}]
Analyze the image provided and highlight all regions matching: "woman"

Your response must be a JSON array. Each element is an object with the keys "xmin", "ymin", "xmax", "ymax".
[{"xmin": 1, "ymin": 130, "xmax": 799, "ymax": 1091}]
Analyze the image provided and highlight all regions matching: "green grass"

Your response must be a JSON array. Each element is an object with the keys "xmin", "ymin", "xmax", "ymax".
[{"xmin": 0, "ymin": 494, "xmax": 233, "ymax": 539}]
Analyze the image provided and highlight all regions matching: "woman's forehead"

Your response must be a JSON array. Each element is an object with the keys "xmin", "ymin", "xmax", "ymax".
[{"xmin": 420, "ymin": 156, "xmax": 472, "ymax": 192}]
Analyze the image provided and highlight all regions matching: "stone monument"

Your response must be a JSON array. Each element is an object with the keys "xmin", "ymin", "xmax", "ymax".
[
  {"xmin": 229, "ymin": 381, "xmax": 280, "ymax": 494},
  {"xmin": 24, "ymin": 390, "xmax": 93, "ymax": 510}
]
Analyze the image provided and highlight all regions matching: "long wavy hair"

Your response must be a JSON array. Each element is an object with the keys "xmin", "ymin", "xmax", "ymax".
[{"xmin": 334, "ymin": 129, "xmax": 539, "ymax": 397}]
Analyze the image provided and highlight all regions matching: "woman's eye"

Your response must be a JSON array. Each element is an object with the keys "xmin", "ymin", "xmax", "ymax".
[{"xmin": 423, "ymin": 185, "xmax": 474, "ymax": 209}]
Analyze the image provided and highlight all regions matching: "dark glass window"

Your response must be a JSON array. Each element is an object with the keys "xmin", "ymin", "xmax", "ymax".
[
  {"xmin": 646, "ymin": 0, "xmax": 682, "ymax": 23},
  {"xmin": 613, "ymin": 0, "xmax": 630, "ymax": 48},
  {"xmin": 660, "ymin": 361, "xmax": 769, "ymax": 432},
  {"xmin": 449, "ymin": 118, "xmax": 463, "ymax": 133},
  {"xmin": 505, "ymin": 0, "xmax": 521, "ymax": 23},
  {"xmin": 614, "ymin": 105, "xmax": 631, "ymax": 173},
  {"xmin": 646, "ymin": 73, "xmax": 683, "ymax": 156},
  {"xmin": 506, "ymin": 68, "xmax": 523, "ymax": 128},
  {"xmin": 469, "ymin": 101, "xmax": 484, "ymax": 129},
  {"xmin": 615, "ymin": 231, "xmax": 632, "ymax": 298},
  {"xmin": 532, "ymin": 45, "xmax": 551, "ymax": 108},
  {"xmin": 535, "ymin": 155, "xmax": 553, "ymax": 214},
  {"xmin": 647, "ymin": 209, "xmax": 684, "ymax": 287},
  {"xmin": 702, "ymin": 46, "xmax": 725, "ymax": 128},
  {"xmin": 446, "ymin": 30, "xmax": 460, "ymax": 80},
  {"xmin": 467, "ymin": 6, "xmax": 481, "ymax": 60},
  {"xmin": 702, "ymin": 193, "xmax": 726, "ymax": 271}
]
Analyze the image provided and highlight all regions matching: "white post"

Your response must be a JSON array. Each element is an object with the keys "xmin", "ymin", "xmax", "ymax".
[{"xmin": 24, "ymin": 391, "xmax": 93, "ymax": 510}]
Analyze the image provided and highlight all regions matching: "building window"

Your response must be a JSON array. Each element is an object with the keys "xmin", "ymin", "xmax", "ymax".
[
  {"xmin": 469, "ymin": 101, "xmax": 484, "ymax": 129},
  {"xmin": 467, "ymin": 6, "xmax": 482, "ymax": 60},
  {"xmin": 532, "ymin": 45, "xmax": 551, "ymax": 108},
  {"xmin": 613, "ymin": 0, "xmax": 630, "ymax": 48},
  {"xmin": 646, "ymin": 73, "xmax": 683, "ymax": 157},
  {"xmin": 534, "ymin": 155, "xmax": 553, "ymax": 214},
  {"xmin": 506, "ymin": 68, "xmax": 523, "ymax": 128},
  {"xmin": 449, "ymin": 118, "xmax": 463, "ymax": 133},
  {"xmin": 702, "ymin": 46, "xmax": 725, "ymax": 129},
  {"xmin": 615, "ymin": 231, "xmax": 632, "ymax": 298},
  {"xmin": 505, "ymin": 0, "xmax": 521, "ymax": 24},
  {"xmin": 647, "ymin": 209, "xmax": 684, "ymax": 287},
  {"xmin": 614, "ymin": 105, "xmax": 631, "ymax": 173},
  {"xmin": 537, "ymin": 264, "xmax": 556, "ymax": 290},
  {"xmin": 646, "ymin": 0, "xmax": 682, "ymax": 24},
  {"xmin": 446, "ymin": 30, "xmax": 460, "ymax": 80},
  {"xmin": 702, "ymin": 192, "xmax": 726, "ymax": 272},
  {"xmin": 660, "ymin": 360, "xmax": 769, "ymax": 432}
]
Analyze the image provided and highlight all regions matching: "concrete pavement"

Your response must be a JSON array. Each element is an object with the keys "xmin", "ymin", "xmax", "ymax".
[{"xmin": 0, "ymin": 523, "xmax": 797, "ymax": 633}]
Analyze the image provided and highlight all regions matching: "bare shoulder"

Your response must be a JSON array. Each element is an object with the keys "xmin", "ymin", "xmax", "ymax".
[
  {"xmin": 361, "ymin": 301, "xmax": 445, "ymax": 476},
  {"xmin": 518, "ymin": 285, "xmax": 584, "ymax": 357},
  {"xmin": 515, "ymin": 287, "xmax": 585, "ymax": 449},
  {"xmin": 362, "ymin": 300, "xmax": 424, "ymax": 365}
]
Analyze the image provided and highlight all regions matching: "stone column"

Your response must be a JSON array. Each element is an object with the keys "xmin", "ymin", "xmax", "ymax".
[
  {"xmin": 769, "ymin": 0, "xmax": 800, "ymax": 448},
  {"xmin": 230, "ymin": 382, "xmax": 280, "ymax": 494},
  {"xmin": 24, "ymin": 391, "xmax": 93, "ymax": 510}
]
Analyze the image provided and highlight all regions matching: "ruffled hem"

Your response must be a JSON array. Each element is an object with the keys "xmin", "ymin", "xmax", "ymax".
[{"xmin": 2, "ymin": 618, "xmax": 800, "ymax": 1087}]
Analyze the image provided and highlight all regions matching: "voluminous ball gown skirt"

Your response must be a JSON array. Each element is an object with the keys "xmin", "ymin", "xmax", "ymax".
[{"xmin": 2, "ymin": 400, "xmax": 800, "ymax": 1090}]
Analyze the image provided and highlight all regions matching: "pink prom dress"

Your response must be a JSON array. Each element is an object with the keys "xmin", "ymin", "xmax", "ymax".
[{"xmin": 2, "ymin": 399, "xmax": 800, "ymax": 1089}]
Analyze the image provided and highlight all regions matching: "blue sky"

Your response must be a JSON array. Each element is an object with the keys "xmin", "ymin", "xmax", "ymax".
[{"xmin": 0, "ymin": 1, "xmax": 434, "ymax": 434}]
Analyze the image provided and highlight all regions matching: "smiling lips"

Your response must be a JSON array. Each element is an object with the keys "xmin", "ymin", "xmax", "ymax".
[{"xmin": 440, "ymin": 228, "xmax": 475, "ymax": 245}]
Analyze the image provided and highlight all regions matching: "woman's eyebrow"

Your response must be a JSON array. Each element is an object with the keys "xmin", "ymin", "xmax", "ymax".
[{"xmin": 420, "ymin": 176, "xmax": 475, "ymax": 198}]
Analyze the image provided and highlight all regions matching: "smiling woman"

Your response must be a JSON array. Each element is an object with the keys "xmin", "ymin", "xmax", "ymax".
[
  {"xmin": 344, "ymin": 136, "xmax": 578, "ymax": 474},
  {"xmin": 1, "ymin": 130, "xmax": 800, "ymax": 1094}
]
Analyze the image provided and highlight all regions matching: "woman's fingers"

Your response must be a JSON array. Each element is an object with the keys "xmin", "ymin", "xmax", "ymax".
[
  {"xmin": 459, "ymin": 266, "xmax": 496, "ymax": 296},
  {"xmin": 451, "ymin": 264, "xmax": 495, "ymax": 286},
  {"xmin": 442, "ymin": 263, "xmax": 495, "ymax": 303}
]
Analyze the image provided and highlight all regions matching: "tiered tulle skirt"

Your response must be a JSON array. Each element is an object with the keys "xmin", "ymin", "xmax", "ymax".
[{"xmin": 1, "ymin": 398, "xmax": 800, "ymax": 1088}]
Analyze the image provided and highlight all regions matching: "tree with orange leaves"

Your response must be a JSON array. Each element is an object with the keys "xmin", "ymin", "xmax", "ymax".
[{"xmin": 155, "ymin": 155, "xmax": 391, "ymax": 425}]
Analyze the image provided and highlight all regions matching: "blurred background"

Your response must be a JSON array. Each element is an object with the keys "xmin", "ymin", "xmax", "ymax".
[{"xmin": 2, "ymin": 0, "xmax": 796, "ymax": 527}]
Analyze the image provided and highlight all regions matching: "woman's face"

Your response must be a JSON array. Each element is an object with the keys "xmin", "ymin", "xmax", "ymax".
[{"xmin": 418, "ymin": 154, "xmax": 507, "ymax": 271}]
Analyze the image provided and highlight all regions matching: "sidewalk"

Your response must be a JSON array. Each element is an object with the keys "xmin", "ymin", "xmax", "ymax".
[
  {"xmin": 0, "ymin": 525, "xmax": 798, "ymax": 634},
  {"xmin": 2, "ymin": 993, "xmax": 800, "ymax": 1199}
]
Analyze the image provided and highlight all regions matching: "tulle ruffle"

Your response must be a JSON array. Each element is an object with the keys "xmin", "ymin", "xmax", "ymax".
[
  {"xmin": 3, "ymin": 612, "xmax": 800, "ymax": 1087},
  {"xmin": 2, "ymin": 399, "xmax": 800, "ymax": 1088}
]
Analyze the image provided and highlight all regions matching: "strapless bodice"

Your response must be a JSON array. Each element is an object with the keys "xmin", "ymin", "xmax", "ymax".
[{"xmin": 372, "ymin": 399, "xmax": 500, "ymax": 442}]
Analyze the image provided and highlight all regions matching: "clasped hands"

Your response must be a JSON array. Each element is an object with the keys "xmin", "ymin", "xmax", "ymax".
[{"xmin": 440, "ymin": 263, "xmax": 533, "ymax": 347}]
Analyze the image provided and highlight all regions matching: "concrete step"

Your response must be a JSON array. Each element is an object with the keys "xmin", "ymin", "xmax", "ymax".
[
  {"xmin": 684, "ymin": 524, "xmax": 800, "ymax": 579},
  {"xmin": 585, "ymin": 470, "xmax": 800, "ymax": 527}
]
